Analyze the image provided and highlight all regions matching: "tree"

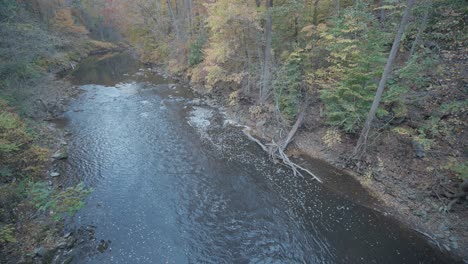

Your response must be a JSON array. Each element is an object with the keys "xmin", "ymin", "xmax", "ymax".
[
  {"xmin": 318, "ymin": 4, "xmax": 388, "ymax": 133},
  {"xmin": 353, "ymin": 0, "xmax": 415, "ymax": 156},
  {"xmin": 167, "ymin": 0, "xmax": 181, "ymax": 39},
  {"xmin": 260, "ymin": 0, "xmax": 273, "ymax": 102}
]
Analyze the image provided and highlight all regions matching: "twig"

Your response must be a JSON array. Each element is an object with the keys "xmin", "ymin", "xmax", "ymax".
[{"xmin": 414, "ymin": 229, "xmax": 442, "ymax": 251}]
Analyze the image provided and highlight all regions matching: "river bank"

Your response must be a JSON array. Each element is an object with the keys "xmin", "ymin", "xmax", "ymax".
[
  {"xmin": 0, "ymin": 47, "xmax": 123, "ymax": 263},
  {"xmin": 3, "ymin": 50, "xmax": 463, "ymax": 263},
  {"xmin": 51, "ymin": 52, "xmax": 460, "ymax": 263},
  {"xmin": 149, "ymin": 62, "xmax": 467, "ymax": 261}
]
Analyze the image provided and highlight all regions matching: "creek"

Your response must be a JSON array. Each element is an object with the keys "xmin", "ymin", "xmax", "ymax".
[{"xmin": 58, "ymin": 52, "xmax": 453, "ymax": 263}]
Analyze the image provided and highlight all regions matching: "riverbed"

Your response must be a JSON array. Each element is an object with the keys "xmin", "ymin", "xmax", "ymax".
[{"xmin": 58, "ymin": 52, "xmax": 454, "ymax": 263}]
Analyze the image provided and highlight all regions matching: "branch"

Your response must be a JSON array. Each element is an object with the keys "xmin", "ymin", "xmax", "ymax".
[{"xmin": 242, "ymin": 128, "xmax": 322, "ymax": 183}]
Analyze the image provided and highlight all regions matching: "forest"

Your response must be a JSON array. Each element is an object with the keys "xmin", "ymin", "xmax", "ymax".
[{"xmin": 0, "ymin": 0, "xmax": 467, "ymax": 263}]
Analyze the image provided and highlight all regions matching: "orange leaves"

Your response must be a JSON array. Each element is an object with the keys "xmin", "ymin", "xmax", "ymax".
[{"xmin": 53, "ymin": 8, "xmax": 88, "ymax": 35}]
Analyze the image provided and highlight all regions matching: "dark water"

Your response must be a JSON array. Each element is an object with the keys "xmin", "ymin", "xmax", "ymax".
[{"xmin": 61, "ymin": 52, "xmax": 454, "ymax": 263}]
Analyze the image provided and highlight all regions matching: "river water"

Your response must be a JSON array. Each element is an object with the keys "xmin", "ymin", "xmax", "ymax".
[{"xmin": 60, "ymin": 52, "xmax": 453, "ymax": 263}]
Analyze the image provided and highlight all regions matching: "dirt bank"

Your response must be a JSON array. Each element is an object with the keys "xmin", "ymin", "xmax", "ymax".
[
  {"xmin": 0, "ymin": 50, "xmax": 125, "ymax": 263},
  {"xmin": 214, "ymin": 97, "xmax": 468, "ymax": 262},
  {"xmin": 151, "ymin": 65, "xmax": 467, "ymax": 262}
]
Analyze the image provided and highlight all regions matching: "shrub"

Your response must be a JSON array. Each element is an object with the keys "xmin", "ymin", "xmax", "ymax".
[
  {"xmin": 188, "ymin": 35, "xmax": 206, "ymax": 66},
  {"xmin": 29, "ymin": 182, "xmax": 92, "ymax": 221},
  {"xmin": 318, "ymin": 5, "xmax": 389, "ymax": 132},
  {"xmin": 273, "ymin": 51, "xmax": 303, "ymax": 122},
  {"xmin": 0, "ymin": 224, "xmax": 16, "ymax": 243},
  {"xmin": 0, "ymin": 0, "xmax": 18, "ymax": 22}
]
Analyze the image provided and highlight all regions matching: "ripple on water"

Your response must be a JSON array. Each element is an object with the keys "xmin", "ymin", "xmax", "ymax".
[{"xmin": 64, "ymin": 52, "xmax": 457, "ymax": 264}]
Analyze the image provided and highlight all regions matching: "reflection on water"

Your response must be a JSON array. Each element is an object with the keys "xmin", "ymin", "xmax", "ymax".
[
  {"xmin": 62, "ymin": 52, "xmax": 457, "ymax": 263},
  {"xmin": 69, "ymin": 52, "xmax": 141, "ymax": 86}
]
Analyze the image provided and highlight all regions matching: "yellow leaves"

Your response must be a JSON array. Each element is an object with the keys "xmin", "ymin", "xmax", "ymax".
[
  {"xmin": 205, "ymin": 64, "xmax": 225, "ymax": 89},
  {"xmin": 227, "ymin": 72, "xmax": 246, "ymax": 84},
  {"xmin": 53, "ymin": 8, "xmax": 88, "ymax": 35},
  {"xmin": 374, "ymin": 5, "xmax": 398, "ymax": 11},
  {"xmin": 330, "ymin": 51, "xmax": 347, "ymax": 61},
  {"xmin": 301, "ymin": 24, "xmax": 315, "ymax": 37},
  {"xmin": 21, "ymin": 146, "xmax": 49, "ymax": 178},
  {"xmin": 392, "ymin": 127, "xmax": 413, "ymax": 136},
  {"xmin": 336, "ymin": 38, "xmax": 355, "ymax": 44},
  {"xmin": 228, "ymin": 90, "xmax": 241, "ymax": 106},
  {"xmin": 323, "ymin": 129, "xmax": 342, "ymax": 147},
  {"xmin": 317, "ymin": 23, "xmax": 328, "ymax": 33},
  {"xmin": 323, "ymin": 33, "xmax": 334, "ymax": 41}
]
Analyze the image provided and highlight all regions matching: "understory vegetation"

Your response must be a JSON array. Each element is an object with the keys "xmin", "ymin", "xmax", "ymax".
[
  {"xmin": 94, "ymin": 0, "xmax": 467, "ymax": 251},
  {"xmin": 0, "ymin": 100, "xmax": 91, "ymax": 261},
  {"xmin": 0, "ymin": 0, "xmax": 466, "ymax": 260},
  {"xmin": 0, "ymin": 1, "xmax": 111, "ymax": 261},
  {"xmin": 105, "ymin": 0, "xmax": 466, "ymax": 192}
]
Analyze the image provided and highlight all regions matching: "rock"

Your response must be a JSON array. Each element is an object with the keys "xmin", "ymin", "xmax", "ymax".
[
  {"xmin": 64, "ymin": 232, "xmax": 72, "ymax": 238},
  {"xmin": 50, "ymin": 172, "xmax": 60, "ymax": 177},
  {"xmin": 17, "ymin": 255, "xmax": 33, "ymax": 264},
  {"xmin": 62, "ymin": 255, "xmax": 75, "ymax": 264},
  {"xmin": 34, "ymin": 247, "xmax": 46, "ymax": 257},
  {"xmin": 439, "ymin": 224, "xmax": 449, "ymax": 232},
  {"xmin": 97, "ymin": 239, "xmax": 110, "ymax": 253},
  {"xmin": 411, "ymin": 140, "xmax": 426, "ymax": 158},
  {"xmin": 52, "ymin": 149, "xmax": 68, "ymax": 160},
  {"xmin": 56, "ymin": 241, "xmax": 67, "ymax": 249},
  {"xmin": 413, "ymin": 209, "xmax": 427, "ymax": 218},
  {"xmin": 66, "ymin": 236, "xmax": 76, "ymax": 248}
]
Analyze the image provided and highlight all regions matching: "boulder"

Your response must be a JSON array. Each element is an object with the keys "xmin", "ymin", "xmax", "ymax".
[
  {"xmin": 52, "ymin": 149, "xmax": 68, "ymax": 160},
  {"xmin": 411, "ymin": 140, "xmax": 426, "ymax": 158}
]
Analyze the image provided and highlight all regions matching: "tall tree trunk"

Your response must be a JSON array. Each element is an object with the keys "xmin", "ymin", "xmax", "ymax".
[
  {"xmin": 336, "ymin": 0, "xmax": 341, "ymax": 17},
  {"xmin": 280, "ymin": 100, "xmax": 308, "ymax": 151},
  {"xmin": 261, "ymin": 0, "xmax": 273, "ymax": 102},
  {"xmin": 185, "ymin": 0, "xmax": 192, "ymax": 35},
  {"xmin": 166, "ymin": 0, "xmax": 180, "ymax": 39},
  {"xmin": 353, "ymin": 0, "xmax": 415, "ymax": 156},
  {"xmin": 313, "ymin": 0, "xmax": 320, "ymax": 25},
  {"xmin": 379, "ymin": 0, "xmax": 385, "ymax": 28},
  {"xmin": 409, "ymin": 6, "xmax": 430, "ymax": 57}
]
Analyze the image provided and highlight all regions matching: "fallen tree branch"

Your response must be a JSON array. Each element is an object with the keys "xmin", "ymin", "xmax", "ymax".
[{"xmin": 242, "ymin": 128, "xmax": 322, "ymax": 183}]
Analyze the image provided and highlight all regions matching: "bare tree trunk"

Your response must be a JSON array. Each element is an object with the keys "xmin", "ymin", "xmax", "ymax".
[
  {"xmin": 313, "ymin": 0, "xmax": 320, "ymax": 25},
  {"xmin": 336, "ymin": 0, "xmax": 340, "ymax": 17},
  {"xmin": 185, "ymin": 0, "xmax": 193, "ymax": 35},
  {"xmin": 378, "ymin": 0, "xmax": 385, "ymax": 28},
  {"xmin": 280, "ymin": 101, "xmax": 308, "ymax": 151},
  {"xmin": 260, "ymin": 0, "xmax": 273, "ymax": 102},
  {"xmin": 167, "ymin": 0, "xmax": 180, "ymax": 39},
  {"xmin": 409, "ymin": 6, "xmax": 430, "ymax": 57},
  {"xmin": 353, "ymin": 0, "xmax": 415, "ymax": 156}
]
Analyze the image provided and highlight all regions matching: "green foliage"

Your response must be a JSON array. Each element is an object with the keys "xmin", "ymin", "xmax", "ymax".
[
  {"xmin": 0, "ymin": 0, "xmax": 18, "ymax": 22},
  {"xmin": 430, "ymin": 0, "xmax": 467, "ymax": 46},
  {"xmin": 449, "ymin": 162, "xmax": 468, "ymax": 180},
  {"xmin": 318, "ymin": 4, "xmax": 389, "ymax": 132},
  {"xmin": 188, "ymin": 35, "xmax": 206, "ymax": 66},
  {"xmin": 0, "ymin": 111, "xmax": 30, "ymax": 154},
  {"xmin": 273, "ymin": 50, "xmax": 304, "ymax": 122},
  {"xmin": 29, "ymin": 182, "xmax": 52, "ymax": 210},
  {"xmin": 0, "ymin": 224, "xmax": 16, "ymax": 243},
  {"xmin": 440, "ymin": 100, "xmax": 468, "ymax": 115},
  {"xmin": 29, "ymin": 182, "xmax": 92, "ymax": 221},
  {"xmin": 394, "ymin": 49, "xmax": 437, "ymax": 90}
]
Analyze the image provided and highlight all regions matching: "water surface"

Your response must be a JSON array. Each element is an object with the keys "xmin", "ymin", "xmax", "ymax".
[{"xmin": 62, "ymin": 52, "xmax": 453, "ymax": 263}]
